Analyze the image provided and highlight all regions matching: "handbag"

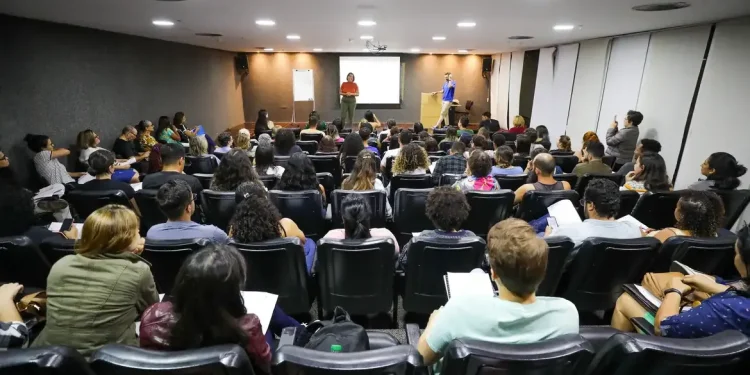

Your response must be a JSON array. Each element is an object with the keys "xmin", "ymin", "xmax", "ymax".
[
  {"xmin": 641, "ymin": 272, "xmax": 708, "ymax": 307},
  {"xmin": 16, "ymin": 291, "xmax": 47, "ymax": 319}
]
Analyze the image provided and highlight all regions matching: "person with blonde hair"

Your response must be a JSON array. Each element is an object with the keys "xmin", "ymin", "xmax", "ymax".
[
  {"xmin": 189, "ymin": 135, "xmax": 221, "ymax": 165},
  {"xmin": 31, "ymin": 204, "xmax": 159, "ymax": 355},
  {"xmin": 508, "ymin": 115, "xmax": 526, "ymax": 134},
  {"xmin": 235, "ymin": 129, "xmax": 252, "ymax": 156}
]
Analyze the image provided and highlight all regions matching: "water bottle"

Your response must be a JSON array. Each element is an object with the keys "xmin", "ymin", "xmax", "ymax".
[{"xmin": 330, "ymin": 344, "xmax": 342, "ymax": 353}]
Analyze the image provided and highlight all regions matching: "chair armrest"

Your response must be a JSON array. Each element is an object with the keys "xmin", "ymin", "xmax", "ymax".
[
  {"xmin": 405, "ymin": 324, "xmax": 422, "ymax": 348},
  {"xmin": 279, "ymin": 326, "xmax": 297, "ymax": 348},
  {"xmin": 630, "ymin": 317, "xmax": 656, "ymax": 336}
]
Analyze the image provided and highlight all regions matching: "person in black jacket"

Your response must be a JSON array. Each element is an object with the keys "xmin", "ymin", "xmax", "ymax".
[{"xmin": 480, "ymin": 111, "xmax": 501, "ymax": 133}]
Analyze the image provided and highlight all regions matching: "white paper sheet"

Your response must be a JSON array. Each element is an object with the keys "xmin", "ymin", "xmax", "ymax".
[
  {"xmin": 131, "ymin": 182, "xmax": 143, "ymax": 192},
  {"xmin": 634, "ymin": 285, "xmax": 662, "ymax": 308},
  {"xmin": 444, "ymin": 272, "xmax": 494, "ymax": 299},
  {"xmin": 547, "ymin": 200, "xmax": 582, "ymax": 227},
  {"xmin": 617, "ymin": 215, "xmax": 648, "ymax": 230},
  {"xmin": 47, "ymin": 223, "xmax": 84, "ymax": 239}
]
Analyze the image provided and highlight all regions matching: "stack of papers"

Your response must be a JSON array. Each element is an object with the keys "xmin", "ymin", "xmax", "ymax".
[
  {"xmin": 131, "ymin": 182, "xmax": 143, "ymax": 191},
  {"xmin": 547, "ymin": 200, "xmax": 582, "ymax": 227}
]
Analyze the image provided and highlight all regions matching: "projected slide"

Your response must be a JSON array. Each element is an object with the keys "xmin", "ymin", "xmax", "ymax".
[{"xmin": 339, "ymin": 56, "xmax": 401, "ymax": 104}]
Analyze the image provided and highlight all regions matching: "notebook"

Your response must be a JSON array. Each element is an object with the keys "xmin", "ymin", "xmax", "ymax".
[
  {"xmin": 131, "ymin": 182, "xmax": 143, "ymax": 192},
  {"xmin": 623, "ymin": 284, "xmax": 692, "ymax": 315},
  {"xmin": 670, "ymin": 260, "xmax": 703, "ymax": 276},
  {"xmin": 47, "ymin": 222, "xmax": 84, "ymax": 239},
  {"xmin": 617, "ymin": 215, "xmax": 648, "ymax": 230},
  {"xmin": 443, "ymin": 271, "xmax": 495, "ymax": 299},
  {"xmin": 547, "ymin": 200, "xmax": 582, "ymax": 227}
]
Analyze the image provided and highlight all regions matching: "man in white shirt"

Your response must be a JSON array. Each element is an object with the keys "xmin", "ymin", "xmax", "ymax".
[{"xmin": 380, "ymin": 130, "xmax": 413, "ymax": 169}]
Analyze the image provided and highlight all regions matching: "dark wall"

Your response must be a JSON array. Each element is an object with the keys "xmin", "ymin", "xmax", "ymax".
[
  {"xmin": 519, "ymin": 50, "xmax": 540, "ymax": 124},
  {"xmin": 242, "ymin": 53, "xmax": 490, "ymax": 124},
  {"xmin": 0, "ymin": 15, "xmax": 245, "ymax": 184}
]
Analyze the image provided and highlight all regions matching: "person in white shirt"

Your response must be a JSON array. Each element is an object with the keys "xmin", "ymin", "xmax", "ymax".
[
  {"xmin": 381, "ymin": 130, "xmax": 413, "ymax": 169},
  {"xmin": 214, "ymin": 132, "xmax": 233, "ymax": 154},
  {"xmin": 76, "ymin": 129, "xmax": 139, "ymax": 183}
]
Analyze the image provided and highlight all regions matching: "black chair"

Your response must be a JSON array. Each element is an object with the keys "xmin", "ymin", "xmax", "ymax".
[
  {"xmin": 536, "ymin": 236, "xmax": 575, "ymax": 296},
  {"xmin": 511, "ymin": 155, "xmax": 530, "ymax": 168},
  {"xmin": 141, "ymin": 238, "xmax": 209, "ymax": 294},
  {"xmin": 579, "ymin": 325, "xmax": 621, "ymax": 352},
  {"xmin": 601, "ymin": 155, "xmax": 616, "ymax": 168},
  {"xmin": 39, "ymin": 236, "xmax": 76, "ymax": 266},
  {"xmin": 502, "ymin": 132, "xmax": 517, "ymax": 142},
  {"xmin": 274, "ymin": 155, "xmax": 291, "ymax": 169},
  {"xmin": 193, "ymin": 173, "xmax": 213, "ymax": 190},
  {"xmin": 463, "ymin": 190, "xmax": 515, "ymax": 238},
  {"xmin": 65, "ymin": 190, "xmax": 131, "ymax": 220},
  {"xmin": 631, "ymin": 191, "xmax": 682, "ymax": 230},
  {"xmin": 554, "ymin": 173, "xmax": 579, "ymax": 189},
  {"xmin": 516, "ymin": 190, "xmax": 580, "ymax": 222},
  {"xmin": 714, "ymin": 189, "xmax": 750, "ymax": 229},
  {"xmin": 331, "ymin": 190, "xmax": 387, "ymax": 228},
  {"xmin": 618, "ymin": 190, "xmax": 641, "ymax": 219},
  {"xmin": 428, "ymin": 151, "xmax": 446, "ymax": 157},
  {"xmin": 200, "ymin": 190, "xmax": 237, "ymax": 232},
  {"xmin": 494, "ymin": 174, "xmax": 528, "ymax": 191},
  {"xmin": 300, "ymin": 133, "xmax": 324, "ymax": 143},
  {"xmin": 310, "ymin": 155, "xmax": 342, "ymax": 188},
  {"xmin": 559, "ymin": 237, "xmax": 661, "ymax": 313},
  {"xmin": 0, "ymin": 236, "xmax": 51, "ymax": 288},
  {"xmin": 317, "ymin": 238, "xmax": 397, "ymax": 323},
  {"xmin": 393, "ymin": 188, "xmax": 434, "ymax": 245},
  {"xmin": 0, "ymin": 345, "xmax": 94, "ymax": 375},
  {"xmin": 258, "ymin": 175, "xmax": 278, "ymax": 190},
  {"xmin": 89, "ymin": 344, "xmax": 254, "ymax": 375},
  {"xmin": 575, "ymin": 174, "xmax": 626, "ymax": 198},
  {"xmin": 344, "ymin": 155, "xmax": 381, "ymax": 173},
  {"xmin": 388, "ymin": 175, "xmax": 433, "ymax": 204},
  {"xmin": 213, "ymin": 152, "xmax": 226, "ymax": 161},
  {"xmin": 134, "ymin": 189, "xmax": 167, "ymax": 234},
  {"xmin": 292, "ymin": 128, "xmax": 302, "ymax": 139},
  {"xmin": 232, "ymin": 238, "xmax": 311, "ymax": 315},
  {"xmin": 184, "ymin": 156, "xmax": 218, "ymax": 175},
  {"xmin": 433, "ymin": 133, "xmax": 446, "ymax": 143},
  {"xmin": 650, "ymin": 235, "xmax": 738, "ymax": 277},
  {"xmin": 269, "ymin": 190, "xmax": 325, "ymax": 238},
  {"xmin": 585, "ymin": 330, "xmax": 750, "ymax": 375},
  {"xmin": 439, "ymin": 141, "xmax": 455, "ymax": 153},
  {"xmin": 554, "ymin": 155, "xmax": 580, "ymax": 173},
  {"xmin": 402, "ymin": 236, "xmax": 487, "ymax": 313},
  {"xmin": 296, "ymin": 140, "xmax": 318, "ymax": 155},
  {"xmin": 441, "ymin": 335, "xmax": 594, "ymax": 375},
  {"xmin": 317, "ymin": 172, "xmax": 335, "ymax": 205},
  {"xmin": 550, "ymin": 150, "xmax": 575, "ymax": 156},
  {"xmin": 439, "ymin": 173, "xmax": 464, "ymax": 187},
  {"xmin": 428, "ymin": 155, "xmax": 441, "ymax": 164}
]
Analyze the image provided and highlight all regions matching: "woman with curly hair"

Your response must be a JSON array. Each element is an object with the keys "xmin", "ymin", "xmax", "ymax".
[
  {"xmin": 276, "ymin": 153, "xmax": 327, "ymax": 214},
  {"xmin": 231, "ymin": 182, "xmax": 314, "ymax": 273},
  {"xmin": 648, "ymin": 190, "xmax": 724, "ymax": 243},
  {"xmin": 392, "ymin": 143, "xmax": 430, "ymax": 176},
  {"xmin": 273, "ymin": 128, "xmax": 302, "ymax": 157},
  {"xmin": 210, "ymin": 149, "xmax": 260, "ymax": 192},
  {"xmin": 623, "ymin": 153, "xmax": 671, "ymax": 193},
  {"xmin": 342, "ymin": 150, "xmax": 392, "ymax": 217}
]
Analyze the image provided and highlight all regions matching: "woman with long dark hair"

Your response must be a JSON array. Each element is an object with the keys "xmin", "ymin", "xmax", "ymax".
[
  {"xmin": 254, "ymin": 109, "xmax": 274, "ymax": 136},
  {"xmin": 690, "ymin": 152, "xmax": 747, "ymax": 191},
  {"xmin": 342, "ymin": 150, "xmax": 392, "ymax": 217},
  {"xmin": 338, "ymin": 132, "xmax": 365, "ymax": 165},
  {"xmin": 210, "ymin": 149, "xmax": 261, "ymax": 191},
  {"xmin": 254, "ymin": 145, "xmax": 283, "ymax": 178},
  {"xmin": 273, "ymin": 128, "xmax": 302, "ymax": 156},
  {"xmin": 156, "ymin": 115, "xmax": 182, "ymax": 144},
  {"xmin": 623, "ymin": 153, "xmax": 671, "ymax": 193},
  {"xmin": 648, "ymin": 190, "xmax": 724, "ymax": 243},
  {"xmin": 322, "ymin": 194, "xmax": 399, "ymax": 252}
]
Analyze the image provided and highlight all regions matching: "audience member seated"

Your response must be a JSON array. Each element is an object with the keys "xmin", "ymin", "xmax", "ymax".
[
  {"xmin": 424, "ymin": 137, "xmax": 439, "ymax": 153},
  {"xmin": 492, "ymin": 146, "xmax": 524, "ymax": 176},
  {"xmin": 359, "ymin": 127, "xmax": 380, "ymax": 157},
  {"xmin": 210, "ymin": 149, "xmax": 262, "ymax": 192},
  {"xmin": 136, "ymin": 120, "xmax": 158, "ymax": 152},
  {"xmin": 606, "ymin": 110, "xmax": 643, "ymax": 170},
  {"xmin": 514, "ymin": 153, "xmax": 572, "ymax": 204},
  {"xmin": 254, "ymin": 108, "xmax": 275, "ymax": 136},
  {"xmin": 648, "ymin": 190, "xmax": 723, "ymax": 243},
  {"xmin": 78, "ymin": 129, "xmax": 140, "ymax": 184},
  {"xmin": 214, "ymin": 132, "xmax": 234, "ymax": 154},
  {"xmin": 413, "ymin": 121, "xmax": 425, "ymax": 135},
  {"xmin": 156, "ymin": 115, "xmax": 183, "ymax": 145},
  {"xmin": 31, "ymin": 205, "xmax": 158, "ymax": 355},
  {"xmin": 524, "ymin": 148, "xmax": 562, "ymax": 176},
  {"xmin": 574, "ymin": 131, "xmax": 599, "ymax": 162},
  {"xmin": 534, "ymin": 125, "xmax": 552, "ymax": 150},
  {"xmin": 453, "ymin": 151, "xmax": 501, "ymax": 192},
  {"xmin": 392, "ymin": 143, "xmax": 429, "ymax": 176},
  {"xmin": 274, "ymin": 129, "xmax": 303, "ymax": 157},
  {"xmin": 318, "ymin": 135, "xmax": 337, "ymax": 153},
  {"xmin": 188, "ymin": 134, "xmax": 221, "ymax": 166},
  {"xmin": 322, "ymin": 194, "xmax": 399, "ymax": 252},
  {"xmin": 172, "ymin": 111, "xmax": 197, "ymax": 141},
  {"xmin": 416, "ymin": 219, "xmax": 578, "ymax": 371},
  {"xmin": 623, "ymin": 153, "xmax": 671, "ymax": 193},
  {"xmin": 339, "ymin": 132, "xmax": 365, "ymax": 165},
  {"xmin": 458, "ymin": 116, "xmax": 473, "ymax": 137},
  {"xmin": 0, "ymin": 283, "xmax": 28, "ymax": 349},
  {"xmin": 26, "ymin": 133, "xmax": 87, "ymax": 185},
  {"xmin": 301, "ymin": 115, "xmax": 325, "ymax": 136},
  {"xmin": 508, "ymin": 115, "xmax": 526, "ymax": 134},
  {"xmin": 342, "ymin": 150, "xmax": 392, "ymax": 217},
  {"xmin": 616, "ymin": 138, "xmax": 661, "ymax": 176},
  {"xmin": 140, "ymin": 244, "xmax": 301, "ymax": 375},
  {"xmin": 235, "ymin": 129, "xmax": 252, "ymax": 156},
  {"xmin": 250, "ymin": 133, "xmax": 272, "ymax": 158},
  {"xmin": 571, "ymin": 140, "xmax": 612, "ymax": 177},
  {"xmin": 387, "ymin": 127, "xmax": 401, "ymax": 150},
  {"xmin": 690, "ymin": 152, "xmax": 747, "ymax": 191},
  {"xmin": 362, "ymin": 110, "xmax": 381, "ymax": 129},
  {"xmin": 612, "ymin": 222, "xmax": 750, "ymax": 337},
  {"xmin": 515, "ymin": 134, "xmax": 532, "ymax": 157},
  {"xmin": 467, "ymin": 134, "xmax": 494, "ymax": 159},
  {"xmin": 231, "ymin": 183, "xmax": 315, "ymax": 273},
  {"xmin": 525, "ymin": 128, "xmax": 541, "ymax": 152},
  {"xmin": 113, "ymin": 126, "xmax": 150, "ymax": 164},
  {"xmin": 397, "ymin": 187, "xmax": 477, "ymax": 270},
  {"xmin": 546, "ymin": 179, "xmax": 641, "ymax": 247},
  {"xmin": 326, "ymin": 125, "xmax": 344, "ymax": 142},
  {"xmin": 491, "ymin": 132, "xmax": 506, "ymax": 150},
  {"xmin": 277, "ymin": 153, "xmax": 327, "ymax": 213},
  {"xmin": 254, "ymin": 145, "xmax": 284, "ymax": 179},
  {"xmin": 418, "ymin": 130, "xmax": 430, "ymax": 142},
  {"xmin": 480, "ymin": 111, "xmax": 501, "ymax": 132},
  {"xmin": 381, "ymin": 130, "xmax": 413, "ymax": 168},
  {"xmin": 144, "ymin": 143, "xmax": 203, "ymax": 193},
  {"xmin": 379, "ymin": 118, "xmax": 397, "ymax": 139},
  {"xmin": 552, "ymin": 135, "xmax": 572, "ymax": 154},
  {"xmin": 0, "ymin": 151, "xmax": 72, "ymax": 221},
  {"xmin": 0, "ymin": 184, "xmax": 77, "ymax": 244},
  {"xmin": 147, "ymin": 180, "xmax": 227, "ymax": 243},
  {"xmin": 78, "ymin": 150, "xmax": 141, "ymax": 215},
  {"xmin": 438, "ymin": 126, "xmax": 459, "ymax": 148},
  {"xmin": 431, "ymin": 142, "xmax": 467, "ymax": 184}
]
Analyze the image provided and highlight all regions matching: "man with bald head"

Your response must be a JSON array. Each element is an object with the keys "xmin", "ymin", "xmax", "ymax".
[{"xmin": 514, "ymin": 153, "xmax": 572, "ymax": 204}]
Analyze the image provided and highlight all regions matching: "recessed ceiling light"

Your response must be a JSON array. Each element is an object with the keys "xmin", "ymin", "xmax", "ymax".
[
  {"xmin": 313, "ymin": 48, "xmax": 323, "ymax": 52},
  {"xmin": 358, "ymin": 20, "xmax": 377, "ymax": 26},
  {"xmin": 263, "ymin": 48, "xmax": 274, "ymax": 52},
  {"xmin": 457, "ymin": 22, "xmax": 476, "ymax": 28},
  {"xmin": 410, "ymin": 48, "xmax": 421, "ymax": 53},
  {"xmin": 632, "ymin": 2, "xmax": 691, "ymax": 11},
  {"xmin": 458, "ymin": 49, "xmax": 468, "ymax": 53},
  {"xmin": 255, "ymin": 19, "xmax": 276, "ymax": 26},
  {"xmin": 508, "ymin": 35, "xmax": 534, "ymax": 40},
  {"xmin": 152, "ymin": 19, "xmax": 175, "ymax": 27},
  {"xmin": 360, "ymin": 35, "xmax": 374, "ymax": 40},
  {"xmin": 286, "ymin": 34, "xmax": 300, "ymax": 40},
  {"xmin": 432, "ymin": 36, "xmax": 446, "ymax": 41},
  {"xmin": 553, "ymin": 24, "xmax": 576, "ymax": 31}
]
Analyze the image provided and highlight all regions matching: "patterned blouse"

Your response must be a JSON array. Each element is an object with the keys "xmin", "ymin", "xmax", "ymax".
[
  {"xmin": 140, "ymin": 134, "xmax": 157, "ymax": 151},
  {"xmin": 0, "ymin": 322, "xmax": 28, "ymax": 349},
  {"xmin": 660, "ymin": 281, "xmax": 750, "ymax": 338}
]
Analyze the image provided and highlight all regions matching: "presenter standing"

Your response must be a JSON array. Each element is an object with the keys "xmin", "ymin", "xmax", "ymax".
[
  {"xmin": 340, "ymin": 72, "xmax": 359, "ymax": 129},
  {"xmin": 432, "ymin": 72, "xmax": 456, "ymax": 128}
]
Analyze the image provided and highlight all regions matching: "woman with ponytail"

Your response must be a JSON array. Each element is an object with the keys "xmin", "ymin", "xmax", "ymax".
[
  {"xmin": 690, "ymin": 152, "xmax": 747, "ymax": 191},
  {"xmin": 322, "ymin": 194, "xmax": 399, "ymax": 253}
]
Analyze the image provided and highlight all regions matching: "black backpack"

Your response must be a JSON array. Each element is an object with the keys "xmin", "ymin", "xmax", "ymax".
[{"xmin": 302, "ymin": 306, "xmax": 369, "ymax": 352}]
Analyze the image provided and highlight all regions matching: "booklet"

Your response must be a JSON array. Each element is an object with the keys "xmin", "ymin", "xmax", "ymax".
[
  {"xmin": 547, "ymin": 200, "xmax": 582, "ymax": 227},
  {"xmin": 443, "ymin": 271, "xmax": 495, "ymax": 299},
  {"xmin": 617, "ymin": 215, "xmax": 648, "ymax": 230}
]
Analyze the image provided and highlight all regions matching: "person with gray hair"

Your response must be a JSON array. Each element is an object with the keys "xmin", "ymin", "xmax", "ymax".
[
  {"xmin": 113, "ymin": 125, "xmax": 150, "ymax": 163},
  {"xmin": 249, "ymin": 133, "xmax": 272, "ymax": 158},
  {"xmin": 513, "ymin": 153, "xmax": 572, "ymax": 204},
  {"xmin": 188, "ymin": 135, "xmax": 220, "ymax": 166}
]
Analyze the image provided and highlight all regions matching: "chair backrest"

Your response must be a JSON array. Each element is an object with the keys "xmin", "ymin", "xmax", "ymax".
[
  {"xmin": 428, "ymin": 155, "xmax": 441, "ymax": 164},
  {"xmin": 213, "ymin": 152, "xmax": 226, "ymax": 161},
  {"xmin": 586, "ymin": 331, "xmax": 750, "ymax": 375},
  {"xmin": 601, "ymin": 155, "xmax": 616, "ymax": 168},
  {"xmin": 200, "ymin": 190, "xmax": 237, "ymax": 232},
  {"xmin": 511, "ymin": 155, "xmax": 530, "ymax": 168},
  {"xmin": 714, "ymin": 189, "xmax": 750, "ymax": 229},
  {"xmin": 516, "ymin": 190, "xmax": 580, "ymax": 222},
  {"xmin": 134, "ymin": 189, "xmax": 168, "ymax": 234},
  {"xmin": 631, "ymin": 191, "xmax": 682, "ymax": 230},
  {"xmin": 561, "ymin": 237, "xmax": 661, "ymax": 312},
  {"xmin": 0, "ymin": 345, "xmax": 94, "ymax": 375},
  {"xmin": 463, "ymin": 190, "xmax": 515, "ymax": 238},
  {"xmin": 493, "ymin": 174, "xmax": 528, "ymax": 191},
  {"xmin": 39, "ymin": 236, "xmax": 76, "ymax": 266},
  {"xmin": 439, "ymin": 173, "xmax": 464, "ymax": 187},
  {"xmin": 389, "ymin": 175, "xmax": 433, "ymax": 203},
  {"xmin": 300, "ymin": 133, "xmax": 324, "ymax": 142},
  {"xmin": 89, "ymin": 344, "xmax": 254, "ymax": 375},
  {"xmin": 428, "ymin": 151, "xmax": 447, "ymax": 157},
  {"xmin": 274, "ymin": 155, "xmax": 291, "ymax": 169},
  {"xmin": 536, "ymin": 236, "xmax": 575, "ymax": 296},
  {"xmin": 393, "ymin": 188, "xmax": 435, "ymax": 245},
  {"xmin": 141, "ymin": 238, "xmax": 209, "ymax": 294},
  {"xmin": 433, "ymin": 134, "xmax": 446, "ymax": 143},
  {"xmin": 0, "ymin": 235, "xmax": 51, "ymax": 288},
  {"xmin": 231, "ymin": 238, "xmax": 310, "ymax": 314},
  {"xmin": 403, "ymin": 236, "xmax": 487, "ymax": 313},
  {"xmin": 317, "ymin": 172, "xmax": 335, "ymax": 204},
  {"xmin": 554, "ymin": 155, "xmax": 580, "ymax": 173},
  {"xmin": 269, "ymin": 190, "xmax": 325, "ymax": 238},
  {"xmin": 184, "ymin": 156, "xmax": 218, "ymax": 175},
  {"xmin": 331, "ymin": 190, "xmax": 388, "ymax": 228},
  {"xmin": 575, "ymin": 174, "xmax": 626, "ymax": 198},
  {"xmin": 258, "ymin": 175, "xmax": 278, "ymax": 189},
  {"xmin": 296, "ymin": 140, "xmax": 318, "ymax": 155},
  {"xmin": 316, "ymin": 238, "xmax": 396, "ymax": 315},
  {"xmin": 65, "ymin": 189, "xmax": 131, "ymax": 220},
  {"xmin": 441, "ymin": 335, "xmax": 594, "ymax": 375},
  {"xmin": 309, "ymin": 155, "xmax": 342, "ymax": 188},
  {"xmin": 343, "ymin": 155, "xmax": 381, "ymax": 174},
  {"xmin": 273, "ymin": 344, "xmax": 423, "ymax": 375},
  {"xmin": 651, "ymin": 235, "xmax": 738, "ymax": 277},
  {"xmin": 192, "ymin": 173, "xmax": 213, "ymax": 190},
  {"xmin": 618, "ymin": 190, "xmax": 641, "ymax": 219},
  {"xmin": 554, "ymin": 173, "xmax": 579, "ymax": 190},
  {"xmin": 439, "ymin": 141, "xmax": 454, "ymax": 153}
]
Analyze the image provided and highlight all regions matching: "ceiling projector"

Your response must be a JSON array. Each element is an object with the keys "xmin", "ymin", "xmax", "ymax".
[{"xmin": 365, "ymin": 40, "xmax": 387, "ymax": 53}]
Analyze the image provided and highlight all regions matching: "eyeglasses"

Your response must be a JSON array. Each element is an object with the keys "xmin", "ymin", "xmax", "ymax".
[{"xmin": 579, "ymin": 199, "xmax": 586, "ymax": 207}]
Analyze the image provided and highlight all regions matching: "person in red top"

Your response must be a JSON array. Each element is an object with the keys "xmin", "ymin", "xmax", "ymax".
[
  {"xmin": 340, "ymin": 72, "xmax": 359, "ymax": 129},
  {"xmin": 508, "ymin": 115, "xmax": 526, "ymax": 134}
]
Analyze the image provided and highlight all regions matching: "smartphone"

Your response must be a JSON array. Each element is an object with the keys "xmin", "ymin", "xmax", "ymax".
[
  {"xmin": 547, "ymin": 217, "xmax": 559, "ymax": 230},
  {"xmin": 60, "ymin": 218, "xmax": 74, "ymax": 232}
]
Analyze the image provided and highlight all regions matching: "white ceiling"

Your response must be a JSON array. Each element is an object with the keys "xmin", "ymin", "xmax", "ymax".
[{"xmin": 3, "ymin": 0, "xmax": 750, "ymax": 54}]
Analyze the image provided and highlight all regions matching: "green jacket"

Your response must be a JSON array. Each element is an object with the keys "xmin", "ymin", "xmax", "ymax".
[
  {"xmin": 304, "ymin": 120, "xmax": 327, "ymax": 130},
  {"xmin": 31, "ymin": 252, "xmax": 159, "ymax": 356}
]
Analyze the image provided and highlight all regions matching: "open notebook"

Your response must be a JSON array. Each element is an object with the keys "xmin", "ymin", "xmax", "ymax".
[
  {"xmin": 443, "ymin": 271, "xmax": 495, "ymax": 299},
  {"xmin": 623, "ymin": 284, "xmax": 692, "ymax": 314},
  {"xmin": 547, "ymin": 200, "xmax": 582, "ymax": 228}
]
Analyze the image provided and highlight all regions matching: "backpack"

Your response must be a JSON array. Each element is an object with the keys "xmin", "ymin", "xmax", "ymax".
[{"xmin": 302, "ymin": 306, "xmax": 369, "ymax": 352}]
